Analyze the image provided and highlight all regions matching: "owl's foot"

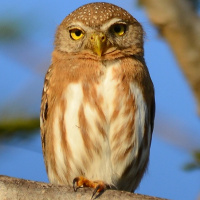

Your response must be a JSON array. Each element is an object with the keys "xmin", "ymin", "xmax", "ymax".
[{"xmin": 73, "ymin": 176, "xmax": 109, "ymax": 199}]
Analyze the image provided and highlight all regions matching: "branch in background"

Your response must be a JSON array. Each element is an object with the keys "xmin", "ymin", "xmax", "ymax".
[
  {"xmin": 0, "ymin": 175, "xmax": 167, "ymax": 200},
  {"xmin": 183, "ymin": 151, "xmax": 200, "ymax": 171},
  {"xmin": 140, "ymin": 0, "xmax": 200, "ymax": 114},
  {"xmin": 0, "ymin": 118, "xmax": 39, "ymax": 137}
]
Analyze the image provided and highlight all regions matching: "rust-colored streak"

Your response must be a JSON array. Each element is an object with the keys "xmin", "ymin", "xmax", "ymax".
[
  {"xmin": 93, "ymin": 84, "xmax": 106, "ymax": 124},
  {"xmin": 111, "ymin": 124, "xmax": 126, "ymax": 152},
  {"xmin": 123, "ymin": 89, "xmax": 136, "ymax": 117},
  {"xmin": 125, "ymin": 119, "xmax": 135, "ymax": 142},
  {"xmin": 94, "ymin": 101, "xmax": 107, "ymax": 133},
  {"xmin": 59, "ymin": 99, "xmax": 73, "ymax": 183},
  {"xmin": 111, "ymin": 83, "xmax": 136, "ymax": 148},
  {"xmin": 124, "ymin": 96, "xmax": 136, "ymax": 144},
  {"xmin": 95, "ymin": 120, "xmax": 107, "ymax": 143},
  {"xmin": 82, "ymin": 81, "xmax": 107, "ymax": 138},
  {"xmin": 78, "ymin": 105, "xmax": 94, "ymax": 160},
  {"xmin": 110, "ymin": 109, "xmax": 120, "ymax": 123},
  {"xmin": 46, "ymin": 109, "xmax": 62, "ymax": 184},
  {"xmin": 112, "ymin": 118, "xmax": 135, "ymax": 162},
  {"xmin": 117, "ymin": 144, "xmax": 134, "ymax": 162}
]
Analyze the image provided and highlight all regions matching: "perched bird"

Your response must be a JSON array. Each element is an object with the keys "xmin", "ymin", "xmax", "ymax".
[{"xmin": 40, "ymin": 2, "xmax": 155, "ymax": 197}]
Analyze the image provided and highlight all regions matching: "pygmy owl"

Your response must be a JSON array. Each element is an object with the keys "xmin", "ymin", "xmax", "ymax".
[{"xmin": 40, "ymin": 2, "xmax": 155, "ymax": 197}]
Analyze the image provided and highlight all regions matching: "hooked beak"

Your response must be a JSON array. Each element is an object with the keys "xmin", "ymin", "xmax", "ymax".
[{"xmin": 90, "ymin": 32, "xmax": 107, "ymax": 57}]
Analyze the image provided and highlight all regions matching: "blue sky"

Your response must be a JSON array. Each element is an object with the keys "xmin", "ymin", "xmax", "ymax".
[{"xmin": 0, "ymin": 1, "xmax": 200, "ymax": 200}]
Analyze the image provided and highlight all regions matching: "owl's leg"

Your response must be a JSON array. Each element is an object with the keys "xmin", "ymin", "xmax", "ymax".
[{"xmin": 73, "ymin": 176, "xmax": 109, "ymax": 199}]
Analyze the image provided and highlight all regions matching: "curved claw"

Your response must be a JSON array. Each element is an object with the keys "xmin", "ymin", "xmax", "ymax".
[
  {"xmin": 72, "ymin": 176, "xmax": 109, "ymax": 199},
  {"xmin": 73, "ymin": 177, "xmax": 79, "ymax": 192},
  {"xmin": 91, "ymin": 185, "xmax": 101, "ymax": 200}
]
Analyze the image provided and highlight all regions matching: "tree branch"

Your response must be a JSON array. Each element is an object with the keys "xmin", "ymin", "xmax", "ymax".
[
  {"xmin": 0, "ymin": 118, "xmax": 39, "ymax": 137},
  {"xmin": 0, "ymin": 175, "xmax": 167, "ymax": 200},
  {"xmin": 140, "ymin": 0, "xmax": 200, "ymax": 114}
]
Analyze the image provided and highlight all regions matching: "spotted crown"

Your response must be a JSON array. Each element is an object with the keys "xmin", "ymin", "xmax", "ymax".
[{"xmin": 61, "ymin": 2, "xmax": 138, "ymax": 27}]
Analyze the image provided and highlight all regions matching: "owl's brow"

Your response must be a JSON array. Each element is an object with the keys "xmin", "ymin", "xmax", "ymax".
[
  {"xmin": 67, "ymin": 22, "xmax": 94, "ymax": 32},
  {"xmin": 100, "ymin": 18, "xmax": 126, "ymax": 31}
]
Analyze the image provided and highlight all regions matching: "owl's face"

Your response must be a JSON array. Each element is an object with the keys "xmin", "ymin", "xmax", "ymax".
[{"xmin": 54, "ymin": 3, "xmax": 144, "ymax": 59}]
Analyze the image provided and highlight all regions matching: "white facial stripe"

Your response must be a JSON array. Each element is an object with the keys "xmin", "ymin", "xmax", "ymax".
[
  {"xmin": 67, "ymin": 22, "xmax": 94, "ymax": 32},
  {"xmin": 100, "ymin": 18, "xmax": 124, "ymax": 31}
]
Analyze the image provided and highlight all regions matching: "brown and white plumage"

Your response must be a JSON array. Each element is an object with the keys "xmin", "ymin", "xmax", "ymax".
[{"xmin": 40, "ymin": 2, "xmax": 155, "ymax": 193}]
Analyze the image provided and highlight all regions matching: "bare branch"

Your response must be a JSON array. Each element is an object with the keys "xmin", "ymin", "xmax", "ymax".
[
  {"xmin": 0, "ymin": 175, "xmax": 167, "ymax": 200},
  {"xmin": 0, "ymin": 118, "xmax": 39, "ymax": 137},
  {"xmin": 140, "ymin": 0, "xmax": 200, "ymax": 114}
]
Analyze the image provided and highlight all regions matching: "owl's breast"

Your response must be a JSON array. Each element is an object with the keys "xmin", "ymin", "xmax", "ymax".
[
  {"xmin": 95, "ymin": 60, "xmax": 123, "ymax": 120},
  {"xmin": 49, "ymin": 59, "xmax": 150, "ymax": 187}
]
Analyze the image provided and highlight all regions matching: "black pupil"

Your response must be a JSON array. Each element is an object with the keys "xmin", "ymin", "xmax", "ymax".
[
  {"xmin": 75, "ymin": 30, "xmax": 82, "ymax": 36},
  {"xmin": 114, "ymin": 25, "xmax": 122, "ymax": 33}
]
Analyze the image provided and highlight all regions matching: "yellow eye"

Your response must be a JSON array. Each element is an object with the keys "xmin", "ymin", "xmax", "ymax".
[
  {"xmin": 70, "ymin": 28, "xmax": 84, "ymax": 40},
  {"xmin": 112, "ymin": 24, "xmax": 126, "ymax": 36}
]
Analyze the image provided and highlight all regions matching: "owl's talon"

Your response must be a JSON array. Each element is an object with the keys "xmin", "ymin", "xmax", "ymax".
[
  {"xmin": 73, "ymin": 177, "xmax": 79, "ymax": 192},
  {"xmin": 91, "ymin": 185, "xmax": 101, "ymax": 200},
  {"xmin": 91, "ymin": 182, "xmax": 109, "ymax": 199},
  {"xmin": 72, "ymin": 176, "xmax": 108, "ymax": 199}
]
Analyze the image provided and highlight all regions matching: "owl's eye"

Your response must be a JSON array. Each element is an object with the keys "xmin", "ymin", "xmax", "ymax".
[
  {"xmin": 69, "ymin": 28, "xmax": 84, "ymax": 40},
  {"xmin": 112, "ymin": 24, "xmax": 126, "ymax": 36}
]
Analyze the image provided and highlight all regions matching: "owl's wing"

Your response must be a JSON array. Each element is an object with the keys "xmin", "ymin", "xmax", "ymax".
[
  {"xmin": 40, "ymin": 65, "xmax": 53, "ymax": 155},
  {"xmin": 150, "ymin": 94, "xmax": 155, "ymax": 134}
]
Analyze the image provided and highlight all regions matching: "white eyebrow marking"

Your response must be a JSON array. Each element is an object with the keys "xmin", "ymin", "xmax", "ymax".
[
  {"xmin": 67, "ymin": 22, "xmax": 93, "ymax": 32},
  {"xmin": 100, "ymin": 18, "xmax": 124, "ymax": 31}
]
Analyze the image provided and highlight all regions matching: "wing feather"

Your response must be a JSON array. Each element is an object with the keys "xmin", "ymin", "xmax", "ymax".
[{"xmin": 40, "ymin": 65, "xmax": 53, "ymax": 154}]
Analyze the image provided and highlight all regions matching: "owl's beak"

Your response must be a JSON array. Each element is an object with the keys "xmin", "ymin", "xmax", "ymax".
[{"xmin": 90, "ymin": 32, "xmax": 107, "ymax": 56}]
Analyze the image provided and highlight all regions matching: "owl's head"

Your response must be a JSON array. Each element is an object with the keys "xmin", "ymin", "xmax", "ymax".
[{"xmin": 54, "ymin": 3, "xmax": 144, "ymax": 59}]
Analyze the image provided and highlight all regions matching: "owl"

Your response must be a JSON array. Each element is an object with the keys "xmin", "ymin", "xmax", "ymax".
[{"xmin": 40, "ymin": 2, "xmax": 155, "ymax": 197}]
